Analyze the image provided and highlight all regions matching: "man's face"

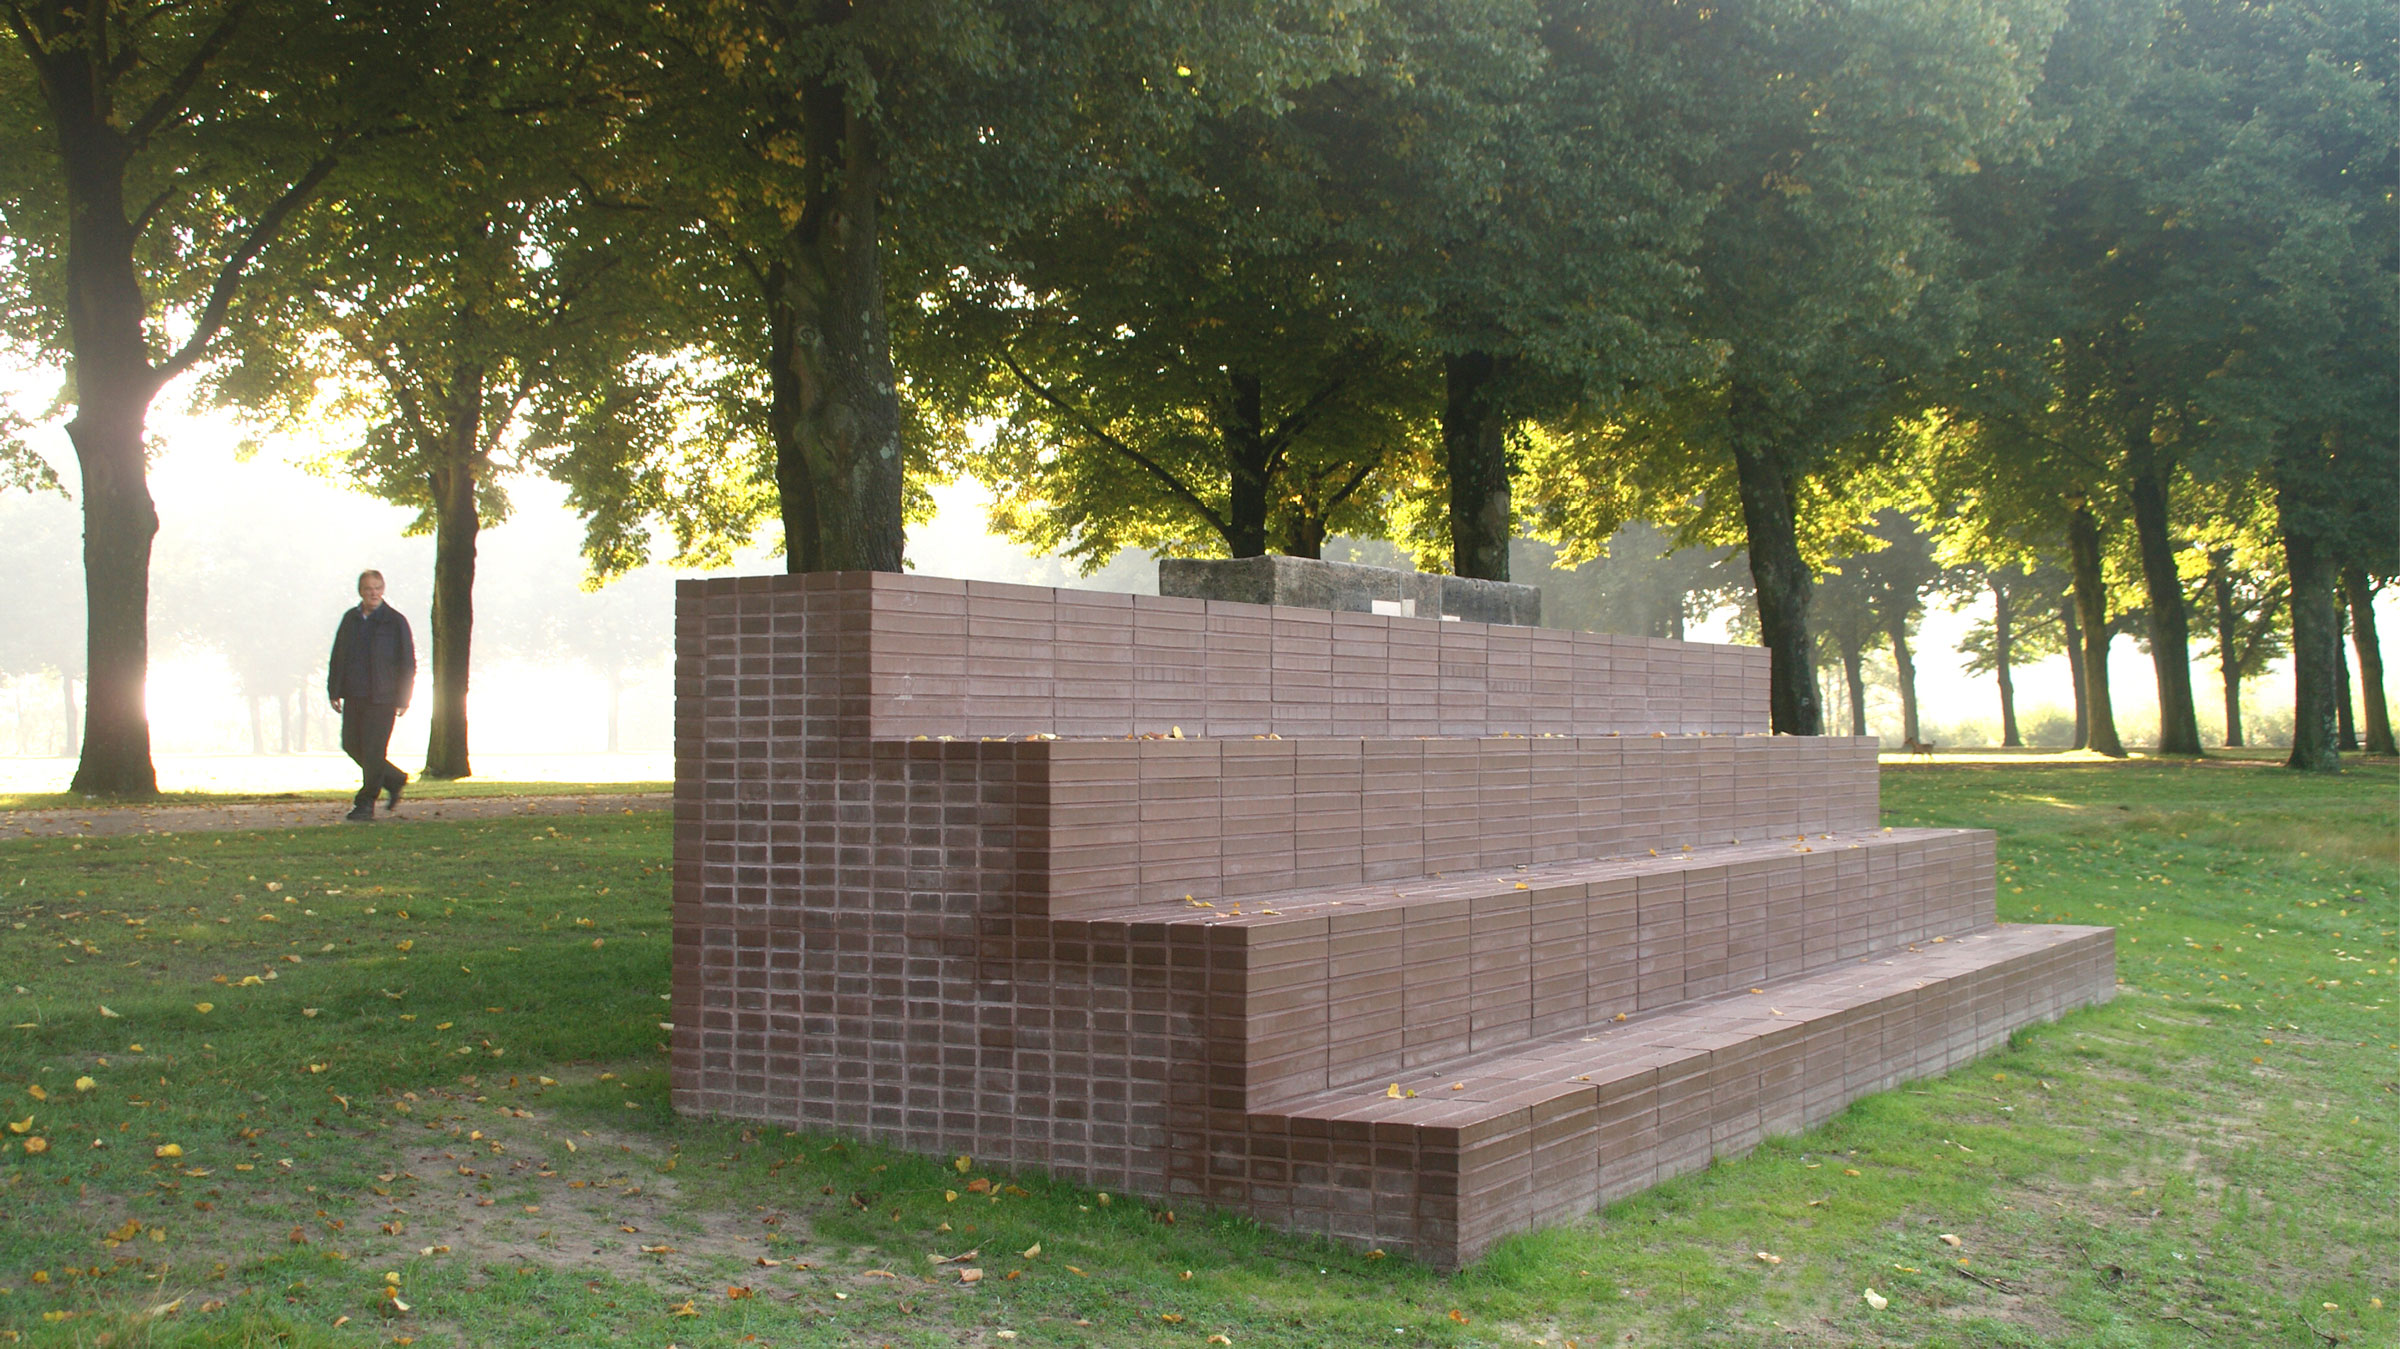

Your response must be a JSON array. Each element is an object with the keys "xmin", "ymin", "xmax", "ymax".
[{"xmin": 358, "ymin": 576, "xmax": 385, "ymax": 612}]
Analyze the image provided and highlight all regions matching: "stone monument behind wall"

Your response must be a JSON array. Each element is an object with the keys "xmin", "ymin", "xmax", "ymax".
[{"xmin": 670, "ymin": 565, "xmax": 2113, "ymax": 1267}]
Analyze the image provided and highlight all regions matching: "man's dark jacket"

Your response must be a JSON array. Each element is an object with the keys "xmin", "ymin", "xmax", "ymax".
[{"xmin": 328, "ymin": 604, "xmax": 417, "ymax": 708}]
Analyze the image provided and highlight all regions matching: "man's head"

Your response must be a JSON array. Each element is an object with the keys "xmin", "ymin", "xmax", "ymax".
[{"xmin": 357, "ymin": 570, "xmax": 386, "ymax": 612}]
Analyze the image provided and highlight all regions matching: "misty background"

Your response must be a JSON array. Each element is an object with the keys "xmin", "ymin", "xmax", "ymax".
[{"xmin": 3, "ymin": 396, "xmax": 2385, "ymax": 795}]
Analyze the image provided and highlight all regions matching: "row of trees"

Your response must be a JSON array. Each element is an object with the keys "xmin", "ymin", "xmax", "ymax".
[{"xmin": 4, "ymin": 0, "xmax": 2391, "ymax": 795}]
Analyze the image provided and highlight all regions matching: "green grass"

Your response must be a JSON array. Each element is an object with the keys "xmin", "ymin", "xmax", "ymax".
[
  {"xmin": 0, "ymin": 759, "xmax": 2391, "ymax": 1347},
  {"xmin": 0, "ymin": 781, "xmax": 670, "ymax": 812}
]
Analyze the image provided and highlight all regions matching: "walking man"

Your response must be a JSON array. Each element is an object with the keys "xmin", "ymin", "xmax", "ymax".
[{"xmin": 328, "ymin": 570, "xmax": 415, "ymax": 822}]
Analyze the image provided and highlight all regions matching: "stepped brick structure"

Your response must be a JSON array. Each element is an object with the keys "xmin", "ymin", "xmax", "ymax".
[{"xmin": 670, "ymin": 570, "xmax": 2114, "ymax": 1267}]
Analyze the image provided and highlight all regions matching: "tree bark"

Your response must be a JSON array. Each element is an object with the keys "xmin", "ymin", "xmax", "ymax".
[
  {"xmin": 2128, "ymin": 454, "xmax": 2203, "ymax": 754},
  {"xmin": 1442, "ymin": 351, "xmax": 1512, "ymax": 581},
  {"xmin": 1840, "ymin": 640, "xmax": 1868, "ymax": 738},
  {"xmin": 2209, "ymin": 549, "xmax": 2245, "ymax": 747},
  {"xmin": 59, "ymin": 675, "xmax": 81, "ymax": 759},
  {"xmin": 2064, "ymin": 590, "xmax": 2083, "ymax": 748},
  {"xmin": 1890, "ymin": 624, "xmax": 1921, "ymax": 745},
  {"xmin": 1725, "ymin": 384, "xmax": 1820, "ymax": 735},
  {"xmin": 769, "ymin": 66, "xmax": 904, "ymax": 574},
  {"xmin": 423, "ymin": 382, "xmax": 485, "ymax": 780},
  {"xmin": 2060, "ymin": 590, "xmax": 2089, "ymax": 750},
  {"xmin": 54, "ymin": 88, "xmax": 161, "ymax": 797},
  {"xmin": 1222, "ymin": 370, "xmax": 1271, "ymax": 558},
  {"xmin": 2066, "ymin": 504, "xmax": 2125, "ymax": 756},
  {"xmin": 2278, "ymin": 475, "xmax": 2341, "ymax": 771},
  {"xmin": 2342, "ymin": 565, "xmax": 2394, "ymax": 755},
  {"xmin": 1992, "ymin": 578, "xmax": 2021, "ymax": 747},
  {"xmin": 2333, "ymin": 603, "xmax": 2358, "ymax": 751}
]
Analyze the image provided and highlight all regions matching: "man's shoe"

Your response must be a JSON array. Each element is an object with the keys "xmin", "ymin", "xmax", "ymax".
[
  {"xmin": 384, "ymin": 771, "xmax": 408, "ymax": 813},
  {"xmin": 344, "ymin": 806, "xmax": 376, "ymax": 823}
]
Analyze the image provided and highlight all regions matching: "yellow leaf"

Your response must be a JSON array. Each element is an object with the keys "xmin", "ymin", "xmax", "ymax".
[
  {"xmin": 959, "ymin": 1268, "xmax": 983, "ymax": 1283},
  {"xmin": 99, "ymin": 1005, "xmax": 120, "ymax": 1018},
  {"xmin": 1021, "ymin": 1242, "xmax": 1041, "ymax": 1259},
  {"xmin": 194, "ymin": 1003, "xmax": 213, "ymax": 1014},
  {"xmin": 1755, "ymin": 1252, "xmax": 1782, "ymax": 1265},
  {"xmin": 1160, "ymin": 1313, "xmax": 1184, "ymax": 1323},
  {"xmin": 725, "ymin": 1285, "xmax": 754, "ymax": 1299},
  {"xmin": 73, "ymin": 1076, "xmax": 95, "ymax": 1092},
  {"xmin": 954, "ymin": 1154, "xmax": 973, "ymax": 1173},
  {"xmin": 5, "ymin": 1117, "xmax": 26, "ymax": 1134},
  {"xmin": 1863, "ymin": 1289, "xmax": 1888, "ymax": 1310},
  {"xmin": 1448, "ymin": 1309, "xmax": 1469, "ymax": 1324},
  {"xmin": 1386, "ymin": 1083, "xmax": 1402, "ymax": 1099},
  {"xmin": 669, "ymin": 1300, "xmax": 697, "ymax": 1317},
  {"xmin": 1209, "ymin": 1337, "xmax": 1232, "ymax": 1345},
  {"xmin": 155, "ymin": 1143, "xmax": 183, "ymax": 1158},
  {"xmin": 1939, "ymin": 1234, "xmax": 1962, "ymax": 1248},
  {"xmin": 395, "ymin": 941, "xmax": 413, "ymax": 952}
]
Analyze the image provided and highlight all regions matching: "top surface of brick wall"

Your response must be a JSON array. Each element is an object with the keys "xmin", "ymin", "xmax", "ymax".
[{"xmin": 676, "ymin": 570, "xmax": 1770, "ymax": 739}]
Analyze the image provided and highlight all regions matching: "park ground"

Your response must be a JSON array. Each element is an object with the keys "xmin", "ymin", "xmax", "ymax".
[{"xmin": 0, "ymin": 757, "xmax": 2392, "ymax": 1348}]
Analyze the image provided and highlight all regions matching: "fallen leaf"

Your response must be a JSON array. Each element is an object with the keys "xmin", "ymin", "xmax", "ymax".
[
  {"xmin": 1160, "ymin": 1313, "xmax": 1184, "ymax": 1323},
  {"xmin": 194, "ymin": 1003, "xmax": 213, "ymax": 1014},
  {"xmin": 99, "ymin": 1005, "xmax": 120, "ymax": 1018},
  {"xmin": 1939, "ymin": 1234, "xmax": 1962, "ymax": 1247},
  {"xmin": 1021, "ymin": 1242, "xmax": 1041, "ymax": 1259},
  {"xmin": 725, "ymin": 1286, "xmax": 754, "ymax": 1299},
  {"xmin": 954, "ymin": 1154, "xmax": 973, "ymax": 1173},
  {"xmin": 966, "ymin": 1177, "xmax": 992, "ymax": 1194},
  {"xmin": 73, "ymin": 1076, "xmax": 94, "ymax": 1092},
  {"xmin": 1863, "ymin": 1289, "xmax": 1888, "ymax": 1311},
  {"xmin": 1755, "ymin": 1252, "xmax": 1782, "ymax": 1266},
  {"xmin": 154, "ymin": 1143, "xmax": 183, "ymax": 1158},
  {"xmin": 1448, "ymin": 1309, "xmax": 1469, "ymax": 1325},
  {"xmin": 958, "ymin": 1268, "xmax": 983, "ymax": 1284}
]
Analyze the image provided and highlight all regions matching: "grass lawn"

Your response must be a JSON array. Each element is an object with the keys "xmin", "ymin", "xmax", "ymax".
[
  {"xmin": 0, "ymin": 758, "xmax": 2391, "ymax": 1347},
  {"xmin": 0, "ymin": 782, "xmax": 671, "ymax": 813}
]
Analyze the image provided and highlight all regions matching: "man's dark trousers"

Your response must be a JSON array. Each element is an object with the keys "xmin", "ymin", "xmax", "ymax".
[{"xmin": 342, "ymin": 703, "xmax": 405, "ymax": 812}]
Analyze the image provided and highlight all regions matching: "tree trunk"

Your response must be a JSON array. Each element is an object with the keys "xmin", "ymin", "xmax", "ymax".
[
  {"xmin": 1725, "ymin": 385, "xmax": 1820, "ymax": 735},
  {"xmin": 2209, "ymin": 549, "xmax": 2245, "ymax": 747},
  {"xmin": 2128, "ymin": 455, "xmax": 2203, "ymax": 755},
  {"xmin": 2277, "ymin": 473, "xmax": 2341, "ymax": 771},
  {"xmin": 422, "ymin": 469, "xmax": 481, "ymax": 777},
  {"xmin": 1281, "ymin": 512, "xmax": 1327, "ymax": 560},
  {"xmin": 1890, "ymin": 625, "xmax": 1921, "ymax": 745},
  {"xmin": 423, "ymin": 376, "xmax": 485, "ymax": 780},
  {"xmin": 55, "ymin": 99, "xmax": 160, "ymax": 796},
  {"xmin": 295, "ymin": 688, "xmax": 309, "ymax": 753},
  {"xmin": 2066, "ymin": 504, "xmax": 2125, "ymax": 757},
  {"xmin": 768, "ymin": 70, "xmax": 904, "ymax": 575},
  {"xmin": 1442, "ymin": 351, "xmax": 1512, "ymax": 581},
  {"xmin": 2333, "ymin": 603, "xmax": 2358, "ymax": 751},
  {"xmin": 1841, "ymin": 640, "xmax": 1868, "ymax": 738},
  {"xmin": 59, "ymin": 674, "xmax": 81, "ymax": 759},
  {"xmin": 1222, "ymin": 369, "xmax": 1271, "ymax": 558},
  {"xmin": 2060, "ymin": 591, "xmax": 2089, "ymax": 750},
  {"xmin": 1993, "ymin": 578, "xmax": 2021, "ymax": 747},
  {"xmin": 248, "ymin": 696, "xmax": 265, "ymax": 756},
  {"xmin": 2342, "ymin": 565, "xmax": 2394, "ymax": 755}
]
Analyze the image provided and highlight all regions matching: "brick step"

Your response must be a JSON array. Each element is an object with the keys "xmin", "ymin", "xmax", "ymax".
[
  {"xmin": 1187, "ymin": 921, "xmax": 2114, "ymax": 1268},
  {"xmin": 1052, "ymin": 827, "xmax": 1997, "ymax": 1108}
]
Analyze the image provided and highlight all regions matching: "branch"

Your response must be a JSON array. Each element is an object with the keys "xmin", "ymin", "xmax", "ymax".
[
  {"xmin": 152, "ymin": 150, "xmax": 340, "ymax": 387},
  {"xmin": 1258, "ymin": 370, "xmax": 1352, "ymax": 479},
  {"xmin": 325, "ymin": 311, "xmax": 436, "ymax": 456},
  {"xmin": 994, "ymin": 348, "xmax": 1229, "ymax": 538},
  {"xmin": 1319, "ymin": 452, "xmax": 1382, "ymax": 515},
  {"xmin": 127, "ymin": 0, "xmax": 249, "ymax": 152},
  {"xmin": 131, "ymin": 174, "xmax": 183, "ymax": 238}
]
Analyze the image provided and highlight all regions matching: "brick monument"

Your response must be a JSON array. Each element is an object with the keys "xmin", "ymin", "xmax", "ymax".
[{"xmin": 670, "ymin": 568, "xmax": 2113, "ymax": 1267}]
